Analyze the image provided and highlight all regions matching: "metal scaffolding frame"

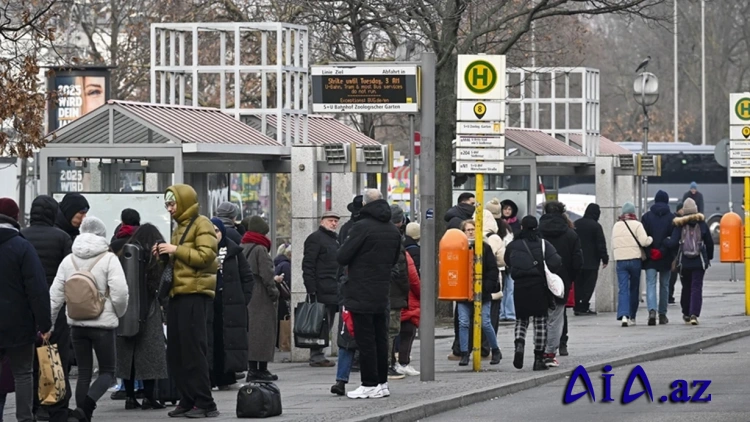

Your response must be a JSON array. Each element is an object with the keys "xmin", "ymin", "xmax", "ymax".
[{"xmin": 150, "ymin": 22, "xmax": 310, "ymax": 146}]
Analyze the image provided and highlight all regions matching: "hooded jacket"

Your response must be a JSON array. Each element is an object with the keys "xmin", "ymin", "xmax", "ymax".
[
  {"xmin": 50, "ymin": 232, "xmax": 129, "ymax": 329},
  {"xmin": 642, "ymin": 190, "xmax": 676, "ymax": 271},
  {"xmin": 55, "ymin": 193, "xmax": 89, "ymax": 241},
  {"xmin": 473, "ymin": 209, "xmax": 507, "ymax": 270},
  {"xmin": 302, "ymin": 225, "xmax": 341, "ymax": 305},
  {"xmin": 390, "ymin": 244, "xmax": 409, "ymax": 310},
  {"xmin": 500, "ymin": 199, "xmax": 521, "ymax": 235},
  {"xmin": 504, "ymin": 234, "xmax": 562, "ymax": 318},
  {"xmin": 539, "ymin": 213, "xmax": 583, "ymax": 303},
  {"xmin": 167, "ymin": 184, "xmax": 218, "ymax": 298},
  {"xmin": 21, "ymin": 196, "xmax": 73, "ymax": 287},
  {"xmin": 0, "ymin": 215, "xmax": 52, "ymax": 348},
  {"xmin": 401, "ymin": 252, "xmax": 421, "ymax": 326},
  {"xmin": 666, "ymin": 213, "xmax": 714, "ymax": 271},
  {"xmin": 337, "ymin": 199, "xmax": 402, "ymax": 313},
  {"xmin": 443, "ymin": 203, "xmax": 475, "ymax": 230},
  {"xmin": 574, "ymin": 204, "xmax": 609, "ymax": 270}
]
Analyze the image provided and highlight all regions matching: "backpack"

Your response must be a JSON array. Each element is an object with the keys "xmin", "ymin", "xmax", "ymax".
[
  {"xmin": 64, "ymin": 253, "xmax": 109, "ymax": 320},
  {"xmin": 680, "ymin": 224, "xmax": 704, "ymax": 258}
]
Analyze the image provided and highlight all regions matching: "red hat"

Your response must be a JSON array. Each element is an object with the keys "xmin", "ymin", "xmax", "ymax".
[{"xmin": 0, "ymin": 198, "xmax": 19, "ymax": 221}]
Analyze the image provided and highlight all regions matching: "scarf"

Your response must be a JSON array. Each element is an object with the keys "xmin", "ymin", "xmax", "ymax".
[
  {"xmin": 505, "ymin": 216, "xmax": 518, "ymax": 224},
  {"xmin": 241, "ymin": 231, "xmax": 271, "ymax": 251},
  {"xmin": 619, "ymin": 213, "xmax": 638, "ymax": 221},
  {"xmin": 116, "ymin": 225, "xmax": 137, "ymax": 239}
]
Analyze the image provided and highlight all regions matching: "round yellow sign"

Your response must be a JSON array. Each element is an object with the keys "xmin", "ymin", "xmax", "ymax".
[
  {"xmin": 464, "ymin": 61, "xmax": 497, "ymax": 94},
  {"xmin": 735, "ymin": 98, "xmax": 750, "ymax": 121}
]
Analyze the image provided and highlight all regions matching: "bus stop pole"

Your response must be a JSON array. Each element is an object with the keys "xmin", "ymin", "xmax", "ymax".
[
  {"xmin": 473, "ymin": 174, "xmax": 484, "ymax": 371},
  {"xmin": 729, "ymin": 145, "xmax": 737, "ymax": 282},
  {"xmin": 744, "ymin": 177, "xmax": 750, "ymax": 315}
]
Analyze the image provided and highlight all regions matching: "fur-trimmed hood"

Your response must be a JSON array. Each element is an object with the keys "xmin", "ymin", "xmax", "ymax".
[{"xmin": 673, "ymin": 213, "xmax": 704, "ymax": 227}]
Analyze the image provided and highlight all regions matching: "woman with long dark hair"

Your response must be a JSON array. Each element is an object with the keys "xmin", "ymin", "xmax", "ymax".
[{"xmin": 114, "ymin": 223, "xmax": 168, "ymax": 410}]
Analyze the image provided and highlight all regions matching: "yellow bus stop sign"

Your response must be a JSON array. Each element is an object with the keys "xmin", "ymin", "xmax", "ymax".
[
  {"xmin": 735, "ymin": 97, "xmax": 750, "ymax": 122},
  {"xmin": 464, "ymin": 60, "xmax": 498, "ymax": 95}
]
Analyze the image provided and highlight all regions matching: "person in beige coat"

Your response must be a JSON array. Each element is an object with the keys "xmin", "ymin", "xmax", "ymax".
[{"xmin": 611, "ymin": 202, "xmax": 652, "ymax": 327}]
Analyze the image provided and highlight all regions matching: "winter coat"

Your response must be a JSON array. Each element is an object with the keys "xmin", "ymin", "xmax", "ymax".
[
  {"xmin": 666, "ymin": 213, "xmax": 714, "ymax": 271},
  {"xmin": 641, "ymin": 191, "xmax": 676, "ymax": 271},
  {"xmin": 241, "ymin": 240, "xmax": 278, "ymax": 363},
  {"xmin": 338, "ymin": 214, "xmax": 359, "ymax": 244},
  {"xmin": 55, "ymin": 210, "xmax": 80, "ymax": 242},
  {"xmin": 0, "ymin": 216, "xmax": 52, "ymax": 349},
  {"xmin": 500, "ymin": 199, "xmax": 522, "ymax": 236},
  {"xmin": 116, "ymin": 299, "xmax": 168, "ymax": 381},
  {"xmin": 401, "ymin": 253, "xmax": 421, "ymax": 326},
  {"xmin": 682, "ymin": 190, "xmax": 705, "ymax": 214},
  {"xmin": 302, "ymin": 226, "xmax": 341, "ymax": 305},
  {"xmin": 504, "ymin": 236, "xmax": 562, "ymax": 318},
  {"xmin": 612, "ymin": 219, "xmax": 653, "ymax": 261},
  {"xmin": 274, "ymin": 254, "xmax": 291, "ymax": 289},
  {"xmin": 574, "ymin": 204, "xmax": 609, "ymax": 270},
  {"xmin": 475, "ymin": 211, "xmax": 506, "ymax": 270},
  {"xmin": 50, "ymin": 233, "xmax": 129, "ymax": 330},
  {"xmin": 167, "ymin": 184, "xmax": 218, "ymax": 298},
  {"xmin": 207, "ymin": 240, "xmax": 254, "ymax": 373},
  {"xmin": 404, "ymin": 236, "xmax": 421, "ymax": 275},
  {"xmin": 390, "ymin": 244, "xmax": 409, "ymax": 310},
  {"xmin": 443, "ymin": 203, "xmax": 475, "ymax": 230},
  {"xmin": 337, "ymin": 199, "xmax": 402, "ymax": 314},
  {"xmin": 539, "ymin": 213, "xmax": 583, "ymax": 304},
  {"xmin": 0, "ymin": 356, "xmax": 13, "ymax": 394},
  {"xmin": 21, "ymin": 195, "xmax": 73, "ymax": 287}
]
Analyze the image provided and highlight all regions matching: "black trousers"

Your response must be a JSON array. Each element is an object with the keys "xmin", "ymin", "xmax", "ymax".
[
  {"xmin": 210, "ymin": 290, "xmax": 236, "ymax": 388},
  {"xmin": 351, "ymin": 311, "xmax": 388, "ymax": 387},
  {"xmin": 561, "ymin": 308, "xmax": 568, "ymax": 347},
  {"xmin": 452, "ymin": 304, "xmax": 491, "ymax": 356},
  {"xmin": 167, "ymin": 294, "xmax": 215, "ymax": 410},
  {"xmin": 575, "ymin": 269, "xmax": 599, "ymax": 312},
  {"xmin": 669, "ymin": 270, "xmax": 678, "ymax": 300},
  {"xmin": 34, "ymin": 310, "xmax": 72, "ymax": 422},
  {"xmin": 397, "ymin": 321, "xmax": 417, "ymax": 366}
]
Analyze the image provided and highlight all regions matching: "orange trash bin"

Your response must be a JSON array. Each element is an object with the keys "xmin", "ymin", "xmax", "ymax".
[
  {"xmin": 720, "ymin": 212, "xmax": 743, "ymax": 263},
  {"xmin": 439, "ymin": 229, "xmax": 473, "ymax": 301}
]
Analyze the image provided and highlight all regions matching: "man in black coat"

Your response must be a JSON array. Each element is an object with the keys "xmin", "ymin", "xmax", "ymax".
[
  {"xmin": 682, "ymin": 182, "xmax": 704, "ymax": 214},
  {"xmin": 539, "ymin": 201, "xmax": 582, "ymax": 363},
  {"xmin": 337, "ymin": 189, "xmax": 401, "ymax": 399},
  {"xmin": 303, "ymin": 210, "xmax": 341, "ymax": 368},
  {"xmin": 338, "ymin": 195, "xmax": 363, "ymax": 243},
  {"xmin": 55, "ymin": 193, "xmax": 89, "ymax": 241},
  {"xmin": 573, "ymin": 203, "xmax": 609, "ymax": 316},
  {"xmin": 20, "ymin": 196, "xmax": 74, "ymax": 422},
  {"xmin": 443, "ymin": 192, "xmax": 475, "ymax": 230},
  {"xmin": 0, "ymin": 199, "xmax": 52, "ymax": 422}
]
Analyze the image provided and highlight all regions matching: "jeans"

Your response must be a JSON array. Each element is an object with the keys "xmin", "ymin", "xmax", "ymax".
[
  {"xmin": 70, "ymin": 327, "xmax": 116, "ymax": 408},
  {"xmin": 457, "ymin": 301, "xmax": 498, "ymax": 353},
  {"xmin": 499, "ymin": 273, "xmax": 516, "ymax": 320},
  {"xmin": 335, "ymin": 348, "xmax": 355, "ymax": 383},
  {"xmin": 545, "ymin": 304, "xmax": 565, "ymax": 354},
  {"xmin": 310, "ymin": 304, "xmax": 338, "ymax": 363},
  {"xmin": 616, "ymin": 259, "xmax": 642, "ymax": 320},
  {"xmin": 351, "ymin": 311, "xmax": 389, "ymax": 387},
  {"xmin": 0, "ymin": 344, "xmax": 34, "ymax": 422},
  {"xmin": 680, "ymin": 269, "xmax": 705, "ymax": 317},
  {"xmin": 645, "ymin": 268, "xmax": 671, "ymax": 315}
]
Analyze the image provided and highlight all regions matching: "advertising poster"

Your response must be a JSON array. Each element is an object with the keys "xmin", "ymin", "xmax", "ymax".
[{"xmin": 47, "ymin": 68, "xmax": 111, "ymax": 132}]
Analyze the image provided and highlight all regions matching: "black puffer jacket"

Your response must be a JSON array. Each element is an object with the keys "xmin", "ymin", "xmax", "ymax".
[
  {"xmin": 574, "ymin": 204, "xmax": 609, "ymax": 270},
  {"xmin": 337, "ymin": 199, "xmax": 402, "ymax": 313},
  {"xmin": 21, "ymin": 196, "xmax": 73, "ymax": 287},
  {"xmin": 443, "ymin": 203, "xmax": 475, "ymax": 230},
  {"xmin": 302, "ymin": 226, "xmax": 341, "ymax": 305},
  {"xmin": 504, "ymin": 235, "xmax": 562, "ymax": 318},
  {"xmin": 404, "ymin": 236, "xmax": 421, "ymax": 275},
  {"xmin": 390, "ymin": 245, "xmax": 409, "ymax": 310},
  {"xmin": 539, "ymin": 213, "xmax": 583, "ymax": 304}
]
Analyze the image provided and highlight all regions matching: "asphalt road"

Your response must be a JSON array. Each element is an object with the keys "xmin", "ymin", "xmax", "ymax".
[{"xmin": 423, "ymin": 335, "xmax": 750, "ymax": 422}]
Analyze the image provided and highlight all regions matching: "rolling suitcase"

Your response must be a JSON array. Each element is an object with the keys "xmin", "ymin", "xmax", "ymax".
[{"xmin": 118, "ymin": 244, "xmax": 148, "ymax": 338}]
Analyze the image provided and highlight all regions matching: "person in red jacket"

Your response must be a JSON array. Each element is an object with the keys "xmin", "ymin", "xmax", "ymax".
[{"xmin": 394, "ymin": 253, "xmax": 421, "ymax": 376}]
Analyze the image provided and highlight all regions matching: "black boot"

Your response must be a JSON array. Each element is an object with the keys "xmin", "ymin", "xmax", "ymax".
[
  {"xmin": 533, "ymin": 351, "xmax": 548, "ymax": 371},
  {"xmin": 73, "ymin": 396, "xmax": 96, "ymax": 421},
  {"xmin": 490, "ymin": 348, "xmax": 502, "ymax": 365},
  {"xmin": 513, "ymin": 340, "xmax": 524, "ymax": 369},
  {"xmin": 330, "ymin": 381, "xmax": 346, "ymax": 396},
  {"xmin": 124, "ymin": 397, "xmax": 141, "ymax": 410},
  {"xmin": 459, "ymin": 352, "xmax": 470, "ymax": 366}
]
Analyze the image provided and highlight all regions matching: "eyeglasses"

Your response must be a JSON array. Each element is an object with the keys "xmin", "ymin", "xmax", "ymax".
[{"xmin": 164, "ymin": 201, "xmax": 176, "ymax": 209}]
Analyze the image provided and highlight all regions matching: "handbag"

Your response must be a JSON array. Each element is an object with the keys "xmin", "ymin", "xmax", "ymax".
[
  {"xmin": 37, "ymin": 341, "xmax": 66, "ymax": 405},
  {"xmin": 278, "ymin": 315, "xmax": 291, "ymax": 352},
  {"xmin": 157, "ymin": 215, "xmax": 198, "ymax": 303},
  {"xmin": 523, "ymin": 240, "xmax": 565, "ymax": 299},
  {"xmin": 623, "ymin": 220, "xmax": 648, "ymax": 261},
  {"xmin": 292, "ymin": 295, "xmax": 326, "ymax": 338},
  {"xmin": 236, "ymin": 382, "xmax": 282, "ymax": 418}
]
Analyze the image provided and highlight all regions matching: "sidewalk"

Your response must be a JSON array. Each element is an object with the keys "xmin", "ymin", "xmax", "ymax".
[{"xmin": 4, "ymin": 274, "xmax": 749, "ymax": 421}]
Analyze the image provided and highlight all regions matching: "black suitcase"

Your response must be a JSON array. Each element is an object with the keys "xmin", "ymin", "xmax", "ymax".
[
  {"xmin": 237, "ymin": 382, "xmax": 282, "ymax": 418},
  {"xmin": 118, "ymin": 244, "xmax": 147, "ymax": 338},
  {"xmin": 154, "ymin": 346, "xmax": 179, "ymax": 406}
]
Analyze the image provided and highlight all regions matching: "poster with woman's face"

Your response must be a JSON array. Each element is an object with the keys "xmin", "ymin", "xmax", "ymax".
[{"xmin": 52, "ymin": 75, "xmax": 107, "ymax": 129}]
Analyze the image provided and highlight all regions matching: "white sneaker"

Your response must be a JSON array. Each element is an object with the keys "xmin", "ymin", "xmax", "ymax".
[
  {"xmin": 395, "ymin": 364, "xmax": 420, "ymax": 376},
  {"xmin": 628, "ymin": 318, "xmax": 636, "ymax": 326},
  {"xmin": 378, "ymin": 382, "xmax": 390, "ymax": 397},
  {"xmin": 621, "ymin": 316, "xmax": 629, "ymax": 327},
  {"xmin": 347, "ymin": 385, "xmax": 380, "ymax": 399}
]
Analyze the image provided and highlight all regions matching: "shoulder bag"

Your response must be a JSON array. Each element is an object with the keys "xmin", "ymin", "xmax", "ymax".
[
  {"xmin": 522, "ymin": 240, "xmax": 565, "ymax": 299},
  {"xmin": 623, "ymin": 220, "xmax": 647, "ymax": 261},
  {"xmin": 157, "ymin": 215, "xmax": 199, "ymax": 304}
]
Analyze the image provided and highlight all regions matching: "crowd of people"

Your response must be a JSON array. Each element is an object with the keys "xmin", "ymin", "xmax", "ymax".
[{"xmin": 0, "ymin": 180, "xmax": 714, "ymax": 418}]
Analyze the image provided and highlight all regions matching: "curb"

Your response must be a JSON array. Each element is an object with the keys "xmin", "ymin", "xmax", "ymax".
[{"xmin": 346, "ymin": 327, "xmax": 750, "ymax": 422}]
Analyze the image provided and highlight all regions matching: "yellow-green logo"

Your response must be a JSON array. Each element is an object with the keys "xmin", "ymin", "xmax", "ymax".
[{"xmin": 464, "ymin": 61, "xmax": 497, "ymax": 95}]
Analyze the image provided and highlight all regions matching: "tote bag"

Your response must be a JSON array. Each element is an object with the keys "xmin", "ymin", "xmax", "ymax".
[{"xmin": 37, "ymin": 341, "xmax": 66, "ymax": 405}]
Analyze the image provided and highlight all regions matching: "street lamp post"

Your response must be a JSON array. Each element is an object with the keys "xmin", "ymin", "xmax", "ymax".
[{"xmin": 634, "ymin": 73, "xmax": 659, "ymax": 216}]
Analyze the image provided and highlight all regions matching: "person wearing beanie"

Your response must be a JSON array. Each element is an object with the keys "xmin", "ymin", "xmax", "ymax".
[
  {"xmin": 302, "ymin": 211, "xmax": 341, "ymax": 368},
  {"xmin": 682, "ymin": 182, "xmax": 704, "ymax": 214},
  {"xmin": 110, "ymin": 208, "xmax": 142, "ymax": 254},
  {"xmin": 504, "ymin": 215, "xmax": 562, "ymax": 371},
  {"xmin": 21, "ymin": 196, "xmax": 74, "ymax": 420},
  {"xmin": 0, "ymin": 197, "xmax": 20, "ymax": 221},
  {"xmin": 612, "ymin": 202, "xmax": 653, "ymax": 328},
  {"xmin": 404, "ymin": 223, "xmax": 421, "ymax": 274},
  {"xmin": 665, "ymin": 197, "xmax": 713, "ymax": 326},
  {"xmin": 0, "ymin": 198, "xmax": 52, "ymax": 422},
  {"xmin": 390, "ymin": 204, "xmax": 406, "ymax": 236},
  {"xmin": 573, "ymin": 203, "xmax": 609, "ymax": 317},
  {"xmin": 214, "ymin": 202, "xmax": 243, "ymax": 245},
  {"xmin": 641, "ymin": 190, "xmax": 676, "ymax": 326},
  {"xmin": 240, "ymin": 214, "xmax": 279, "ymax": 383},
  {"xmin": 55, "ymin": 193, "xmax": 90, "ymax": 242},
  {"xmin": 49, "ymin": 215, "xmax": 128, "ymax": 421},
  {"xmin": 154, "ymin": 184, "xmax": 219, "ymax": 417},
  {"xmin": 339, "ymin": 195, "xmax": 363, "ymax": 243}
]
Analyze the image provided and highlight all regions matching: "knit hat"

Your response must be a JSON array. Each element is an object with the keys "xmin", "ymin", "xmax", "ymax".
[
  {"xmin": 60, "ymin": 193, "xmax": 89, "ymax": 222},
  {"xmin": 0, "ymin": 198, "xmax": 19, "ymax": 221},
  {"xmin": 215, "ymin": 202, "xmax": 239, "ymax": 222},
  {"xmin": 120, "ymin": 208, "xmax": 140, "ymax": 226},
  {"xmin": 690, "ymin": 181, "xmax": 698, "ymax": 190},
  {"xmin": 390, "ymin": 205, "xmax": 405, "ymax": 225},
  {"xmin": 80, "ymin": 216, "xmax": 106, "ymax": 238},
  {"xmin": 682, "ymin": 198, "xmax": 698, "ymax": 215},
  {"xmin": 485, "ymin": 198, "xmax": 502, "ymax": 219},
  {"xmin": 521, "ymin": 215, "xmax": 538, "ymax": 230},
  {"xmin": 654, "ymin": 190, "xmax": 669, "ymax": 204},
  {"xmin": 405, "ymin": 222, "xmax": 420, "ymax": 240},
  {"xmin": 243, "ymin": 215, "xmax": 269, "ymax": 235},
  {"xmin": 621, "ymin": 202, "xmax": 636, "ymax": 215}
]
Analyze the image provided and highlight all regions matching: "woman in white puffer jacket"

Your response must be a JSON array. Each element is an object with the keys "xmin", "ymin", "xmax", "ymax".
[
  {"xmin": 473, "ymin": 208, "xmax": 514, "ymax": 333},
  {"xmin": 50, "ymin": 216, "xmax": 128, "ymax": 422}
]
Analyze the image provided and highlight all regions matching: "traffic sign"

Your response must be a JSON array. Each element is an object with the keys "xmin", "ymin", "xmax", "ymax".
[
  {"xmin": 456, "ymin": 101, "xmax": 504, "ymax": 121},
  {"xmin": 730, "ymin": 125, "xmax": 750, "ymax": 140},
  {"xmin": 457, "ymin": 55, "xmax": 506, "ymax": 100},
  {"xmin": 456, "ymin": 161, "xmax": 504, "ymax": 174},
  {"xmin": 730, "ymin": 168, "xmax": 750, "ymax": 177},
  {"xmin": 455, "ymin": 135, "xmax": 505, "ymax": 148},
  {"xmin": 730, "ymin": 140, "xmax": 750, "ymax": 150},
  {"xmin": 457, "ymin": 121, "xmax": 503, "ymax": 135},
  {"xmin": 730, "ymin": 93, "xmax": 750, "ymax": 125},
  {"xmin": 456, "ymin": 148, "xmax": 504, "ymax": 161},
  {"xmin": 730, "ymin": 159, "xmax": 750, "ymax": 167}
]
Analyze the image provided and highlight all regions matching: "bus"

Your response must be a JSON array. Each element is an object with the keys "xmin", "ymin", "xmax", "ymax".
[{"xmin": 558, "ymin": 142, "xmax": 740, "ymax": 242}]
